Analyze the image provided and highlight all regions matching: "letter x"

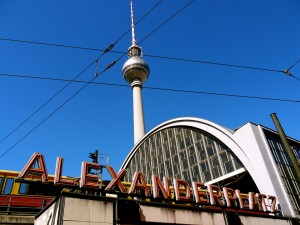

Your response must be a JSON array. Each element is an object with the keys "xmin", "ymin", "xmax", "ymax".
[{"xmin": 105, "ymin": 166, "xmax": 127, "ymax": 193}]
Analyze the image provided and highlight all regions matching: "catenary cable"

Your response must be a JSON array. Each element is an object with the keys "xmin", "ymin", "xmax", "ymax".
[
  {"xmin": 0, "ymin": 50, "xmax": 127, "ymax": 159},
  {"xmin": 143, "ymin": 54, "xmax": 283, "ymax": 73},
  {"xmin": 0, "ymin": 0, "xmax": 164, "ymax": 147},
  {"xmin": 0, "ymin": 70, "xmax": 104, "ymax": 159},
  {"xmin": 2, "ymin": 36, "xmax": 299, "ymax": 78},
  {"xmin": 0, "ymin": 73, "xmax": 299, "ymax": 103},
  {"xmin": 1, "ymin": 0, "xmax": 298, "ymax": 81},
  {"xmin": 138, "ymin": 0, "xmax": 194, "ymax": 44},
  {"xmin": 283, "ymin": 59, "xmax": 300, "ymax": 81},
  {"xmin": 0, "ymin": 0, "xmax": 193, "ymax": 159},
  {"xmin": 0, "ymin": 1, "xmax": 164, "ymax": 53},
  {"xmin": 2, "ymin": 2, "xmax": 294, "ymax": 77},
  {"xmin": 0, "ymin": 0, "xmax": 298, "ymax": 80},
  {"xmin": 0, "ymin": 60, "xmax": 96, "ymax": 146}
]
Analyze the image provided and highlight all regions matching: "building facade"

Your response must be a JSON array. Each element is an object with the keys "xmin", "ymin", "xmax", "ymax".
[
  {"xmin": 35, "ymin": 192, "xmax": 295, "ymax": 225},
  {"xmin": 121, "ymin": 117, "xmax": 300, "ymax": 218}
]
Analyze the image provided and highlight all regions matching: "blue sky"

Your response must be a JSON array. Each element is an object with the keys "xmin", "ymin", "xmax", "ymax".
[{"xmin": 0, "ymin": 0, "xmax": 299, "ymax": 179}]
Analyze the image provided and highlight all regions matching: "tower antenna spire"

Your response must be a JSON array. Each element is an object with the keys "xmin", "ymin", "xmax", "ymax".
[
  {"xmin": 130, "ymin": 0, "xmax": 137, "ymax": 46},
  {"xmin": 122, "ymin": 0, "xmax": 150, "ymax": 144}
]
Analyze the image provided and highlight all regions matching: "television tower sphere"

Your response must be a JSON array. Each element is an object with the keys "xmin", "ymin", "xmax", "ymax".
[{"xmin": 122, "ymin": 45, "xmax": 150, "ymax": 84}]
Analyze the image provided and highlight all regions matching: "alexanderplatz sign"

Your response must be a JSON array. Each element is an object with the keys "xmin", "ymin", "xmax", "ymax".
[{"xmin": 16, "ymin": 153, "xmax": 280, "ymax": 214}]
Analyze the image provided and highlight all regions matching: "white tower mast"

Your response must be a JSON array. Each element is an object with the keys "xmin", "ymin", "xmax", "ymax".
[{"xmin": 122, "ymin": 0, "xmax": 150, "ymax": 144}]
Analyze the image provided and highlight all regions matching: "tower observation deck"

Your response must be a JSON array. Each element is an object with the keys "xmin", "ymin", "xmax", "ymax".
[{"xmin": 122, "ymin": 0, "xmax": 150, "ymax": 144}]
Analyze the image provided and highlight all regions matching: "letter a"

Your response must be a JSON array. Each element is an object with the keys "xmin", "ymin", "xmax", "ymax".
[{"xmin": 17, "ymin": 152, "xmax": 48, "ymax": 183}]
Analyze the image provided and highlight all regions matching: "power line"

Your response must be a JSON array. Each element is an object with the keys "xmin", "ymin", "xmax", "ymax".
[
  {"xmin": 2, "ymin": 35, "xmax": 299, "ymax": 78},
  {"xmin": 116, "ymin": 0, "xmax": 164, "ymax": 44},
  {"xmin": 0, "ymin": 0, "xmax": 192, "ymax": 159},
  {"xmin": 143, "ymin": 86, "xmax": 300, "ymax": 103},
  {"xmin": 2, "ymin": 4, "xmax": 299, "ymax": 78},
  {"xmin": 139, "ymin": 0, "xmax": 194, "ymax": 44},
  {"xmin": 2, "ymin": 6, "xmax": 300, "ymax": 80},
  {"xmin": 143, "ymin": 54, "xmax": 283, "ymax": 73},
  {"xmin": 144, "ymin": 55, "xmax": 300, "ymax": 81},
  {"xmin": 283, "ymin": 59, "xmax": 300, "ymax": 81},
  {"xmin": 0, "ymin": 0, "xmax": 164, "ymax": 151},
  {"xmin": 0, "ymin": 37, "xmax": 104, "ymax": 52},
  {"xmin": 0, "ymin": 70, "xmax": 103, "ymax": 159},
  {"xmin": 286, "ymin": 59, "xmax": 300, "ymax": 72},
  {"xmin": 0, "ymin": 1, "xmax": 164, "ymax": 54},
  {"xmin": 0, "ymin": 60, "xmax": 96, "ymax": 146},
  {"xmin": 0, "ymin": 51, "xmax": 127, "ymax": 160},
  {"xmin": 0, "ymin": 72, "xmax": 299, "ymax": 103}
]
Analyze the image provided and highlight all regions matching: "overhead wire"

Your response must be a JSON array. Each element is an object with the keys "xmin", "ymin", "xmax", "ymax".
[
  {"xmin": 143, "ymin": 86, "xmax": 300, "ymax": 103},
  {"xmin": 138, "ymin": 0, "xmax": 194, "ymax": 44},
  {"xmin": 143, "ymin": 54, "xmax": 283, "ymax": 73},
  {"xmin": 0, "ymin": 73, "xmax": 299, "ymax": 103},
  {"xmin": 283, "ymin": 59, "xmax": 300, "ymax": 81},
  {"xmin": 0, "ymin": 37, "xmax": 103, "ymax": 52},
  {"xmin": 116, "ymin": 0, "xmax": 164, "ymax": 44},
  {"xmin": 144, "ymin": 55, "xmax": 300, "ymax": 81},
  {"xmin": 2, "ymin": 35, "xmax": 300, "ymax": 79},
  {"xmin": 1, "ymin": 0, "xmax": 300, "ymax": 82},
  {"xmin": 0, "ymin": 60, "xmax": 96, "ymax": 146},
  {"xmin": 0, "ymin": 68, "xmax": 106, "ymax": 159},
  {"xmin": 0, "ymin": 0, "xmax": 164, "ymax": 54},
  {"xmin": 0, "ymin": 0, "xmax": 164, "ymax": 152},
  {"xmin": 0, "ymin": 0, "xmax": 193, "ymax": 159},
  {"xmin": 2, "ymin": 3, "xmax": 299, "ymax": 79}
]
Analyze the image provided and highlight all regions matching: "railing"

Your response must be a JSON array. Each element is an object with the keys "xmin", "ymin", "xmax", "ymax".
[{"xmin": 0, "ymin": 195, "xmax": 53, "ymax": 215}]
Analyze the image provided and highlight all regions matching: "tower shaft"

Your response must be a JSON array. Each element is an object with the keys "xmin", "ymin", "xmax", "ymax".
[
  {"xmin": 122, "ymin": 0, "xmax": 150, "ymax": 144},
  {"xmin": 132, "ymin": 79, "xmax": 146, "ymax": 144}
]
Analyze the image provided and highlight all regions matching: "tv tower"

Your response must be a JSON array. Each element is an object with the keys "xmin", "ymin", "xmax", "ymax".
[{"xmin": 122, "ymin": 0, "xmax": 150, "ymax": 144}]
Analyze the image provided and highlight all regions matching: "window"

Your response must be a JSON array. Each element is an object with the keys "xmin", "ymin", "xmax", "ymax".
[
  {"xmin": 182, "ymin": 159, "xmax": 188, "ymax": 169},
  {"xmin": 265, "ymin": 131, "xmax": 300, "ymax": 215},
  {"xmin": 192, "ymin": 166, "xmax": 199, "ymax": 178},
  {"xmin": 3, "ymin": 178, "xmax": 14, "ymax": 194},
  {"xmin": 292, "ymin": 146, "xmax": 300, "ymax": 163},
  {"xmin": 0, "ymin": 177, "xmax": 3, "ymax": 192},
  {"xmin": 207, "ymin": 145, "xmax": 215, "ymax": 157},
  {"xmin": 190, "ymin": 154, "xmax": 196, "ymax": 166},
  {"xmin": 19, "ymin": 183, "xmax": 29, "ymax": 194},
  {"xmin": 125, "ymin": 126, "xmax": 244, "ymax": 186},
  {"xmin": 224, "ymin": 161, "xmax": 234, "ymax": 173}
]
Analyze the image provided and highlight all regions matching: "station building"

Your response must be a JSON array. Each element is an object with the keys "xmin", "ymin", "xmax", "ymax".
[
  {"xmin": 2, "ymin": 1, "xmax": 299, "ymax": 223},
  {"xmin": 33, "ymin": 114, "xmax": 300, "ymax": 224},
  {"xmin": 121, "ymin": 116, "xmax": 300, "ymax": 218},
  {"xmin": 34, "ymin": 192, "xmax": 295, "ymax": 225}
]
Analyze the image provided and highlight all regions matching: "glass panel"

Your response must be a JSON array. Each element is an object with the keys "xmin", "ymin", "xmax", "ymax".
[
  {"xmin": 212, "ymin": 166, "xmax": 220, "ymax": 179},
  {"xmin": 192, "ymin": 165, "xmax": 199, "ymax": 178},
  {"xmin": 182, "ymin": 159, "xmax": 188, "ymax": 169},
  {"xmin": 0, "ymin": 177, "xmax": 3, "ymax": 192},
  {"xmin": 199, "ymin": 150, "xmax": 207, "ymax": 161},
  {"xmin": 19, "ymin": 183, "xmax": 29, "ymax": 194},
  {"xmin": 125, "ymin": 126, "xmax": 244, "ymax": 187},
  {"xmin": 207, "ymin": 145, "xmax": 215, "ymax": 157},
  {"xmin": 225, "ymin": 161, "xmax": 234, "ymax": 173},
  {"xmin": 179, "ymin": 140, "xmax": 185, "ymax": 149},
  {"xmin": 200, "ymin": 161, "xmax": 207, "ymax": 172},
  {"xmin": 220, "ymin": 152, "xmax": 228, "ymax": 163},
  {"xmin": 203, "ymin": 171, "xmax": 212, "ymax": 182},
  {"xmin": 265, "ymin": 131, "xmax": 300, "ymax": 215},
  {"xmin": 190, "ymin": 154, "xmax": 196, "ymax": 166},
  {"xmin": 4, "ymin": 178, "xmax": 14, "ymax": 194},
  {"xmin": 173, "ymin": 164, "xmax": 179, "ymax": 177}
]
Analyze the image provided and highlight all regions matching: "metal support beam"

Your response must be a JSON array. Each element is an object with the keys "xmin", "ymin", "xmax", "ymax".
[{"xmin": 270, "ymin": 113, "xmax": 300, "ymax": 184}]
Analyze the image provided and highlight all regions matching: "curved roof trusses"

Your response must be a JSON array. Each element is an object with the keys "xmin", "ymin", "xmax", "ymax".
[{"xmin": 121, "ymin": 117, "xmax": 258, "ymax": 186}]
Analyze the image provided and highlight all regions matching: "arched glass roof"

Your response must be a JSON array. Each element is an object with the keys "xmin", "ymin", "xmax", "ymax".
[{"xmin": 123, "ymin": 126, "xmax": 244, "ymax": 185}]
